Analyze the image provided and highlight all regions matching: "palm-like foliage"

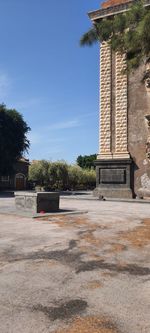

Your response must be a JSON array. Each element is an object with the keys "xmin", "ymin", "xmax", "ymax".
[{"xmin": 80, "ymin": 0, "xmax": 150, "ymax": 71}]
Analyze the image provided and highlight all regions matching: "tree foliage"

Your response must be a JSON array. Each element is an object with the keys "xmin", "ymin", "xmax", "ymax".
[
  {"xmin": 49, "ymin": 161, "xmax": 69, "ymax": 190},
  {"xmin": 28, "ymin": 160, "xmax": 49, "ymax": 186},
  {"xmin": 0, "ymin": 104, "xmax": 30, "ymax": 176},
  {"xmin": 76, "ymin": 154, "xmax": 96, "ymax": 169},
  {"xmin": 29, "ymin": 160, "xmax": 96, "ymax": 190},
  {"xmin": 80, "ymin": 0, "xmax": 150, "ymax": 71}
]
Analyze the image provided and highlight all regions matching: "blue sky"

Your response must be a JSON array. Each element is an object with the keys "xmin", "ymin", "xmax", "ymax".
[{"xmin": 0, "ymin": 0, "xmax": 101, "ymax": 163}]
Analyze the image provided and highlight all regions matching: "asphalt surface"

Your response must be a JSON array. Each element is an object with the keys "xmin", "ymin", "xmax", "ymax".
[{"xmin": 0, "ymin": 197, "xmax": 150, "ymax": 333}]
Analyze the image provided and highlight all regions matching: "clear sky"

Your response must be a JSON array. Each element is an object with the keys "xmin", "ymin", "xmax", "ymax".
[{"xmin": 0, "ymin": 0, "xmax": 101, "ymax": 163}]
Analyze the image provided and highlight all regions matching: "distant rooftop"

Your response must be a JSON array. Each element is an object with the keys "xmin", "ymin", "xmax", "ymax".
[{"xmin": 102, "ymin": 0, "xmax": 131, "ymax": 8}]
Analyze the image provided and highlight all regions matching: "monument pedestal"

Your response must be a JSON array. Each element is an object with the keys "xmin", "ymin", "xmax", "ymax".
[
  {"xmin": 137, "ymin": 188, "xmax": 150, "ymax": 199},
  {"xmin": 93, "ymin": 158, "xmax": 133, "ymax": 199},
  {"xmin": 15, "ymin": 192, "xmax": 60, "ymax": 214}
]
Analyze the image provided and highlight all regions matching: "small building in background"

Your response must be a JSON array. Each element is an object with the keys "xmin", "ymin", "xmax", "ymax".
[{"xmin": 0, "ymin": 158, "xmax": 30, "ymax": 191}]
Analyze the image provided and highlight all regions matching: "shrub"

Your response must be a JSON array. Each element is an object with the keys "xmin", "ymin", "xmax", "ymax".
[{"xmin": 29, "ymin": 160, "xmax": 96, "ymax": 191}]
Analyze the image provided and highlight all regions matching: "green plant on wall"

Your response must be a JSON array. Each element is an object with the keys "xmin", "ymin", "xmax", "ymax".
[{"xmin": 80, "ymin": 0, "xmax": 150, "ymax": 71}]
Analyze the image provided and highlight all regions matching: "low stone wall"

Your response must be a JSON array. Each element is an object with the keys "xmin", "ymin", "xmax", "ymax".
[{"xmin": 15, "ymin": 192, "xmax": 59, "ymax": 214}]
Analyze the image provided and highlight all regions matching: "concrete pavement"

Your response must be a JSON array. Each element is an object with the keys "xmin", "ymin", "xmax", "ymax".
[{"xmin": 0, "ymin": 197, "xmax": 150, "ymax": 333}]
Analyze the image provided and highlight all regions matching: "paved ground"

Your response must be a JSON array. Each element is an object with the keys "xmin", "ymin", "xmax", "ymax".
[{"xmin": 0, "ymin": 197, "xmax": 150, "ymax": 333}]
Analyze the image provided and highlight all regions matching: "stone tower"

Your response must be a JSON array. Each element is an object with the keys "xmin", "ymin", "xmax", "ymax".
[{"xmin": 88, "ymin": 0, "xmax": 150, "ymax": 199}]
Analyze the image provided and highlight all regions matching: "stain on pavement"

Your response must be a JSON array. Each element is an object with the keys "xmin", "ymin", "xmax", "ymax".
[
  {"xmin": 33, "ymin": 299, "xmax": 87, "ymax": 320},
  {"xmin": 76, "ymin": 260, "xmax": 150, "ymax": 276}
]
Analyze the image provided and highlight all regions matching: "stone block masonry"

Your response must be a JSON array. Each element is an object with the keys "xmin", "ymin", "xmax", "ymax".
[
  {"xmin": 15, "ymin": 192, "xmax": 60, "ymax": 214},
  {"xmin": 98, "ymin": 42, "xmax": 112, "ymax": 158},
  {"xmin": 98, "ymin": 45, "xmax": 130, "ymax": 160},
  {"xmin": 114, "ymin": 52, "xmax": 129, "ymax": 158}
]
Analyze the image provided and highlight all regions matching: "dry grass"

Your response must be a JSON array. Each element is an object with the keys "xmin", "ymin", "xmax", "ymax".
[
  {"xmin": 87, "ymin": 254, "xmax": 104, "ymax": 261},
  {"xmin": 85, "ymin": 280, "xmax": 102, "ymax": 289},
  {"xmin": 27, "ymin": 259, "xmax": 58, "ymax": 271},
  {"xmin": 52, "ymin": 217, "xmax": 73, "ymax": 228},
  {"xmin": 41, "ymin": 214, "xmax": 106, "ymax": 258},
  {"xmin": 77, "ymin": 245, "xmax": 97, "ymax": 256},
  {"xmin": 80, "ymin": 231, "xmax": 102, "ymax": 247},
  {"xmin": 121, "ymin": 218, "xmax": 150, "ymax": 248},
  {"xmin": 109, "ymin": 243, "xmax": 126, "ymax": 253},
  {"xmin": 0, "ymin": 261, "xmax": 7, "ymax": 269},
  {"xmin": 41, "ymin": 215, "xmax": 90, "ymax": 229},
  {"xmin": 55, "ymin": 316, "xmax": 118, "ymax": 333},
  {"xmin": 41, "ymin": 214, "xmax": 107, "ymax": 231}
]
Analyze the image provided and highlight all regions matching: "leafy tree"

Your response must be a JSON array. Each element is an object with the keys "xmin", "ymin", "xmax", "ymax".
[
  {"xmin": 80, "ymin": 0, "xmax": 150, "ymax": 71},
  {"xmin": 76, "ymin": 154, "xmax": 96, "ymax": 169},
  {"xmin": 29, "ymin": 160, "xmax": 96, "ymax": 191},
  {"xmin": 68, "ymin": 165, "xmax": 83, "ymax": 189},
  {"xmin": 81, "ymin": 169, "xmax": 96, "ymax": 189},
  {"xmin": 48, "ymin": 161, "xmax": 69, "ymax": 190},
  {"xmin": 29, "ymin": 160, "xmax": 49, "ymax": 187},
  {"xmin": 29, "ymin": 160, "xmax": 69, "ymax": 190},
  {"xmin": 48, "ymin": 162, "xmax": 58, "ymax": 189},
  {"xmin": 68, "ymin": 165, "xmax": 96, "ymax": 190},
  {"xmin": 0, "ymin": 104, "xmax": 30, "ymax": 176}
]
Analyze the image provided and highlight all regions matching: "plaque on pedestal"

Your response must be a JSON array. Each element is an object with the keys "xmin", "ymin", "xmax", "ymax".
[{"xmin": 93, "ymin": 158, "xmax": 133, "ymax": 198}]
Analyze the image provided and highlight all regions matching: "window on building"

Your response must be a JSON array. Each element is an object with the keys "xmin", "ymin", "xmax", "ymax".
[{"xmin": 1, "ymin": 176, "xmax": 9, "ymax": 182}]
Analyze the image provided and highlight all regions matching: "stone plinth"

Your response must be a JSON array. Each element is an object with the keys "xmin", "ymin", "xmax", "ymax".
[
  {"xmin": 137, "ymin": 188, "xmax": 150, "ymax": 200},
  {"xmin": 93, "ymin": 159, "xmax": 133, "ymax": 198},
  {"xmin": 15, "ymin": 192, "xmax": 60, "ymax": 214}
]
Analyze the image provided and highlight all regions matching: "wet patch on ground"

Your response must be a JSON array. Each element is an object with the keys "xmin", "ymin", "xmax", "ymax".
[
  {"xmin": 0, "ymin": 240, "xmax": 82, "ymax": 269},
  {"xmin": 1, "ymin": 214, "xmax": 150, "ymax": 278},
  {"xmin": 55, "ymin": 316, "xmax": 120, "ymax": 333},
  {"xmin": 33, "ymin": 299, "xmax": 87, "ymax": 321},
  {"xmin": 76, "ymin": 260, "xmax": 150, "ymax": 276}
]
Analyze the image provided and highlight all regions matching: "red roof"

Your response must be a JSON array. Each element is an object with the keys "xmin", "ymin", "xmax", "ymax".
[{"xmin": 101, "ymin": 0, "xmax": 131, "ymax": 9}]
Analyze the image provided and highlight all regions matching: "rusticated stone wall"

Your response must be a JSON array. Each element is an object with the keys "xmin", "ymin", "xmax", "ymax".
[
  {"xmin": 98, "ymin": 44, "xmax": 129, "ymax": 159},
  {"xmin": 114, "ymin": 52, "xmax": 129, "ymax": 158},
  {"xmin": 98, "ymin": 43, "xmax": 150, "ymax": 196},
  {"xmin": 98, "ymin": 42, "xmax": 112, "ymax": 158}
]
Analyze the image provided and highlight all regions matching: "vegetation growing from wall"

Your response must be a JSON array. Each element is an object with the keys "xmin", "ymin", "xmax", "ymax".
[
  {"xmin": 29, "ymin": 160, "xmax": 96, "ymax": 191},
  {"xmin": 80, "ymin": 0, "xmax": 150, "ymax": 71}
]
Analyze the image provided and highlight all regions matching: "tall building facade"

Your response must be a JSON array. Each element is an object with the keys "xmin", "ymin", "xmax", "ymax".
[{"xmin": 88, "ymin": 0, "xmax": 150, "ymax": 198}]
